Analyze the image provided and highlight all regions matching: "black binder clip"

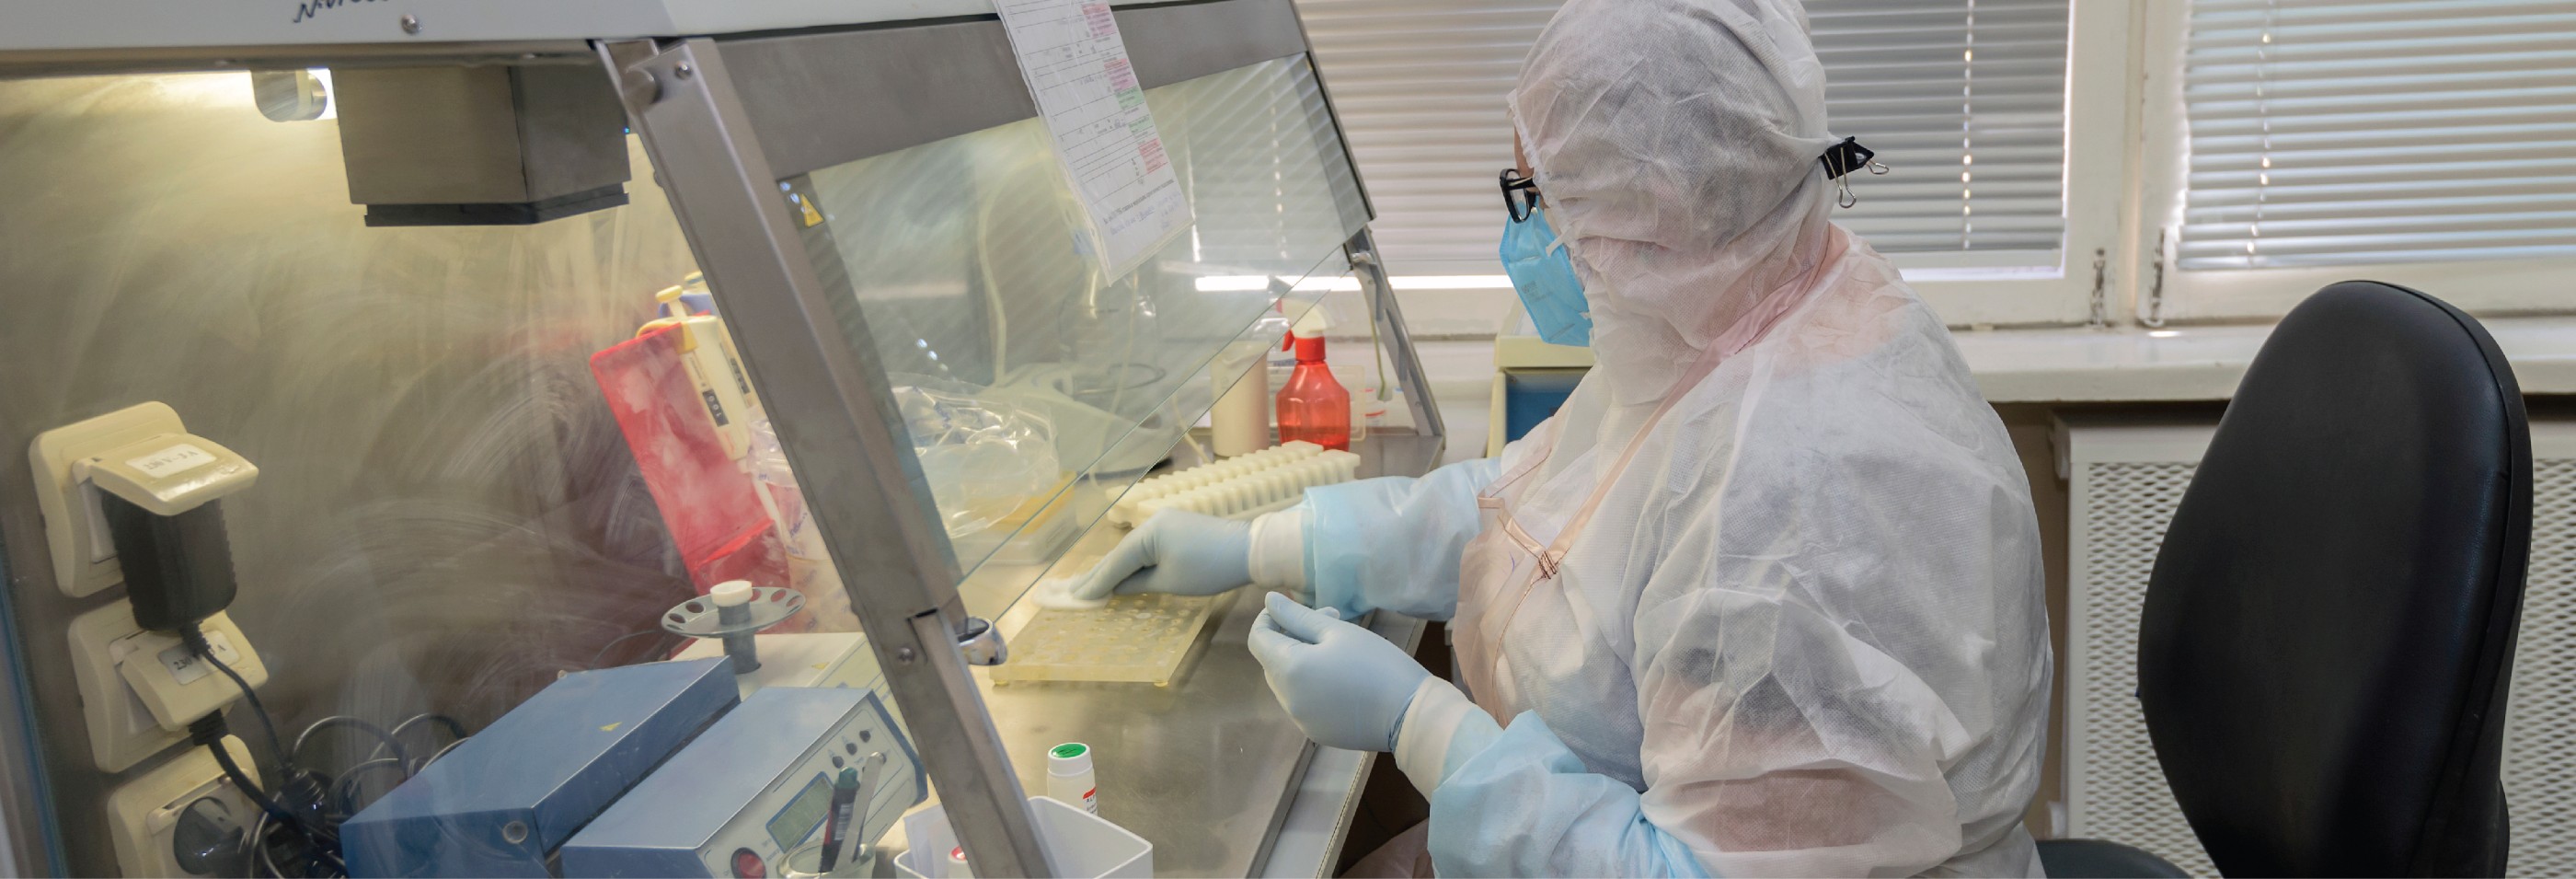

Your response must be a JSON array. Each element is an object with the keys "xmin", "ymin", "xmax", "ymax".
[{"xmin": 1819, "ymin": 136, "xmax": 1889, "ymax": 208}]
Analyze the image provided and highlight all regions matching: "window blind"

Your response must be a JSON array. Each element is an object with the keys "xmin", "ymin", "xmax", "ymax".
[
  {"xmin": 2180, "ymin": 0, "xmax": 2576, "ymax": 270},
  {"xmin": 1810, "ymin": 0, "xmax": 2069, "ymax": 257},
  {"xmin": 1292, "ymin": 1, "xmax": 1559, "ymax": 275},
  {"xmin": 1292, "ymin": 0, "xmax": 2072, "ymax": 275}
]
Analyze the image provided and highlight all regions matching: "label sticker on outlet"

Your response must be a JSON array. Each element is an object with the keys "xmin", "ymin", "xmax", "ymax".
[
  {"xmin": 126, "ymin": 444, "xmax": 216, "ymax": 479},
  {"xmin": 153, "ymin": 632, "xmax": 239, "ymax": 686}
]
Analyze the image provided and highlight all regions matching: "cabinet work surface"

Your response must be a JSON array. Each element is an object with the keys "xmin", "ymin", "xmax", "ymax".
[{"xmin": 970, "ymin": 433, "xmax": 1442, "ymax": 877}]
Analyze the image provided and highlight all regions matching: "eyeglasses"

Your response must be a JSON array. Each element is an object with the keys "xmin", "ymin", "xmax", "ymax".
[{"xmin": 1499, "ymin": 168, "xmax": 1541, "ymax": 223}]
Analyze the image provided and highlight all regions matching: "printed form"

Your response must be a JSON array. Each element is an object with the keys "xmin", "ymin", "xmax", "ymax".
[{"xmin": 995, "ymin": 0, "xmax": 1194, "ymax": 280}]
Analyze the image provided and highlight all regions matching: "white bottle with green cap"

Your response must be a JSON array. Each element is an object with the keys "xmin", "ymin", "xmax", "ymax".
[{"xmin": 1046, "ymin": 743, "xmax": 1098, "ymax": 815}]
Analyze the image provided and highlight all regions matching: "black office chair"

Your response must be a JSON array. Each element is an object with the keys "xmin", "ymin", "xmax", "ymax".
[{"xmin": 2039, "ymin": 281, "xmax": 2530, "ymax": 878}]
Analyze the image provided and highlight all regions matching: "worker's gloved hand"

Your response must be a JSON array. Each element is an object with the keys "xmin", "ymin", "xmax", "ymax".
[
  {"xmin": 1248, "ymin": 592, "xmax": 1430, "ymax": 752},
  {"xmin": 1070, "ymin": 510, "xmax": 1253, "ymax": 600}
]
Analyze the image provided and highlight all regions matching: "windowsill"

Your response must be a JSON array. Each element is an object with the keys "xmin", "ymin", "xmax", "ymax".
[
  {"xmin": 1953, "ymin": 317, "xmax": 2576, "ymax": 403},
  {"xmin": 1951, "ymin": 324, "xmax": 2277, "ymax": 403},
  {"xmin": 1408, "ymin": 317, "xmax": 2576, "ymax": 407}
]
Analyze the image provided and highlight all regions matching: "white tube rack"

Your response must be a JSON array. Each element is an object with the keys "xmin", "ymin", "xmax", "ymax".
[{"xmin": 1108, "ymin": 441, "xmax": 1362, "ymax": 527}]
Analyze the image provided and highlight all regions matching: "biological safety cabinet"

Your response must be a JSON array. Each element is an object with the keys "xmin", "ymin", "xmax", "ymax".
[{"xmin": 0, "ymin": 3, "xmax": 1444, "ymax": 875}]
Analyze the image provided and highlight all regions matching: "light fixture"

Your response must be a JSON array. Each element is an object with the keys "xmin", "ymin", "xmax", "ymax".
[{"xmin": 250, "ymin": 68, "xmax": 334, "ymax": 122}]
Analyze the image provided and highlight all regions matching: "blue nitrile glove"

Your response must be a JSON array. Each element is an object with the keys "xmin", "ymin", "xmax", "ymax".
[
  {"xmin": 1070, "ymin": 510, "xmax": 1253, "ymax": 600},
  {"xmin": 1247, "ymin": 592, "xmax": 1431, "ymax": 752}
]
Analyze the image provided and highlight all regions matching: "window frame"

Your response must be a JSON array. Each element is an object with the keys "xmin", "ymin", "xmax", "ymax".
[
  {"xmin": 1331, "ymin": 0, "xmax": 2133, "ymax": 331},
  {"xmin": 1880, "ymin": 0, "xmax": 2133, "ymax": 329},
  {"xmin": 2133, "ymin": 0, "xmax": 2576, "ymax": 324}
]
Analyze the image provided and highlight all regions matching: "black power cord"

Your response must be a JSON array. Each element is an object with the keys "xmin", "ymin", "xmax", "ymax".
[
  {"xmin": 180, "ymin": 629, "xmax": 289, "ymax": 772},
  {"xmin": 374, "ymin": 713, "xmax": 464, "ymax": 774},
  {"xmin": 329, "ymin": 758, "xmax": 408, "ymax": 817},
  {"xmin": 186, "ymin": 713, "xmax": 305, "ymax": 837},
  {"xmin": 293, "ymin": 717, "xmax": 406, "ymax": 772},
  {"xmin": 383, "ymin": 714, "xmax": 465, "ymax": 753},
  {"xmin": 172, "ymin": 626, "xmax": 478, "ymax": 876},
  {"xmin": 179, "ymin": 626, "xmax": 343, "ymax": 877},
  {"xmin": 188, "ymin": 704, "xmax": 344, "ymax": 879}
]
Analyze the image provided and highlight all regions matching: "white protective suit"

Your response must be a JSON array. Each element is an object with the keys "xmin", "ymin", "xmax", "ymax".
[{"xmin": 1243, "ymin": 0, "xmax": 2052, "ymax": 873}]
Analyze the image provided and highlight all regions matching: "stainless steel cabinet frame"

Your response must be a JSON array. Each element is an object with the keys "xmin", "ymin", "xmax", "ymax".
[{"xmin": 0, "ymin": 1, "xmax": 1443, "ymax": 875}]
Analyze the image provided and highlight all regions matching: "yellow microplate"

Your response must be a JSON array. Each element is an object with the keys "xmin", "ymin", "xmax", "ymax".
[{"xmin": 990, "ymin": 593, "xmax": 1225, "ymax": 686}]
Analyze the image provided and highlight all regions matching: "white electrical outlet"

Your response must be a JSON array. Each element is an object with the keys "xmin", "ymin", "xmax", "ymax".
[
  {"xmin": 29, "ymin": 403, "xmax": 257, "ymax": 598},
  {"xmin": 69, "ymin": 604, "xmax": 266, "ymax": 772},
  {"xmin": 106, "ymin": 735, "xmax": 258, "ymax": 878},
  {"xmin": 29, "ymin": 403, "xmax": 184, "ymax": 598}
]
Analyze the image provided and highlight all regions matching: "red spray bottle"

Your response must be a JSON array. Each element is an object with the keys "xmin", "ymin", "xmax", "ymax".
[{"xmin": 1275, "ymin": 310, "xmax": 1351, "ymax": 450}]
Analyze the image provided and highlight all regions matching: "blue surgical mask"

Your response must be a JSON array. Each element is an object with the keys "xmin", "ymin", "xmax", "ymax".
[{"xmin": 1500, "ymin": 203, "xmax": 1592, "ymax": 347}]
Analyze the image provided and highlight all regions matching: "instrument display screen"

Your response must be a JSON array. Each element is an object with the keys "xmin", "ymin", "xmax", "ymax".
[{"xmin": 766, "ymin": 772, "xmax": 834, "ymax": 850}]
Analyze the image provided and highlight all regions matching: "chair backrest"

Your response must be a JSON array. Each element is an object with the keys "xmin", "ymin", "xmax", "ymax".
[{"xmin": 2138, "ymin": 281, "xmax": 2529, "ymax": 876}]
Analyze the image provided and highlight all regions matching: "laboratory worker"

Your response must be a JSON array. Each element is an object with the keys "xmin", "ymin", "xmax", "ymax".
[{"xmin": 1073, "ymin": 0, "xmax": 2050, "ymax": 873}]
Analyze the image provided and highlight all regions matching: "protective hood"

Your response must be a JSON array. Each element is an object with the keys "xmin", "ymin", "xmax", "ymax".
[{"xmin": 1508, "ymin": 0, "xmax": 1844, "ymax": 405}]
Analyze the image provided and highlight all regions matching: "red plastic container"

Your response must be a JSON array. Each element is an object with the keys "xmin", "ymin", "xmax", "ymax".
[
  {"xmin": 1275, "ymin": 326, "xmax": 1350, "ymax": 450},
  {"xmin": 589, "ymin": 322, "xmax": 795, "ymax": 613}
]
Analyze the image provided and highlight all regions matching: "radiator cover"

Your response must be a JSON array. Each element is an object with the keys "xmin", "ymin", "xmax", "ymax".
[{"xmin": 2063, "ymin": 421, "xmax": 2570, "ymax": 876}]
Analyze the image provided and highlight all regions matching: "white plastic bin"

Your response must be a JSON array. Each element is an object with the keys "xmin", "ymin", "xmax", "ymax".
[{"xmin": 892, "ymin": 796, "xmax": 1151, "ymax": 879}]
